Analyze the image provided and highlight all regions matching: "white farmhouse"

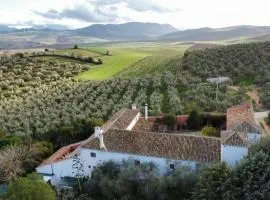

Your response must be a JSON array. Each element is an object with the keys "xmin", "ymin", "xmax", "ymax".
[{"xmin": 36, "ymin": 102, "xmax": 262, "ymax": 185}]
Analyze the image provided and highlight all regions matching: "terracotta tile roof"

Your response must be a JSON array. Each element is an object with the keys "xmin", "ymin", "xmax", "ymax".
[
  {"xmin": 227, "ymin": 102, "xmax": 255, "ymax": 130},
  {"xmin": 38, "ymin": 109, "xmax": 140, "ymax": 167},
  {"xmin": 132, "ymin": 118, "xmax": 154, "ymax": 132},
  {"xmin": 102, "ymin": 109, "xmax": 140, "ymax": 132},
  {"xmin": 82, "ymin": 129, "xmax": 221, "ymax": 163},
  {"xmin": 231, "ymin": 121, "xmax": 262, "ymax": 134},
  {"xmin": 221, "ymin": 131, "xmax": 248, "ymax": 147},
  {"xmin": 39, "ymin": 142, "xmax": 81, "ymax": 167}
]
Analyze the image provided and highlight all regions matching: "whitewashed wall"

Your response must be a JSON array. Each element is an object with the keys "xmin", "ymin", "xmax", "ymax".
[
  {"xmin": 37, "ymin": 148, "xmax": 198, "ymax": 179},
  {"xmin": 221, "ymin": 145, "xmax": 248, "ymax": 166},
  {"xmin": 36, "ymin": 158, "xmax": 74, "ymax": 177},
  {"xmin": 80, "ymin": 148, "xmax": 198, "ymax": 177}
]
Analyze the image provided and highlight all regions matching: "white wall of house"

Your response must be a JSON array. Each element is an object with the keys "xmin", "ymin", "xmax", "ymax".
[
  {"xmin": 80, "ymin": 148, "xmax": 198, "ymax": 177},
  {"xmin": 126, "ymin": 113, "xmax": 141, "ymax": 130},
  {"xmin": 36, "ymin": 158, "xmax": 74, "ymax": 177},
  {"xmin": 37, "ymin": 148, "xmax": 199, "ymax": 179},
  {"xmin": 221, "ymin": 145, "xmax": 248, "ymax": 166}
]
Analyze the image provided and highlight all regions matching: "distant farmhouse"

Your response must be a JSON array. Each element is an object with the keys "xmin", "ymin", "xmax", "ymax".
[
  {"xmin": 36, "ymin": 102, "xmax": 263, "ymax": 186},
  {"xmin": 207, "ymin": 76, "xmax": 230, "ymax": 84}
]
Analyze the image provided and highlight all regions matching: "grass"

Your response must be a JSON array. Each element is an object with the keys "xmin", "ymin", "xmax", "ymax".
[
  {"xmin": 117, "ymin": 49, "xmax": 186, "ymax": 78},
  {"xmin": 77, "ymin": 48, "xmax": 152, "ymax": 80}
]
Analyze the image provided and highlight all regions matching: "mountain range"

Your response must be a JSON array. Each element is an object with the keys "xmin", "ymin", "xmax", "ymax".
[
  {"xmin": 160, "ymin": 25, "xmax": 270, "ymax": 41},
  {"xmin": 2, "ymin": 22, "xmax": 270, "ymax": 49}
]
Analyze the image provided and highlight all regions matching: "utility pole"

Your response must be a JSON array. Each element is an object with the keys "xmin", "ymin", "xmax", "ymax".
[{"xmin": 216, "ymin": 77, "xmax": 221, "ymax": 102}]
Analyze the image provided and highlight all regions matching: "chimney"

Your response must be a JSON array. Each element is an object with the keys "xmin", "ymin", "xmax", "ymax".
[
  {"xmin": 95, "ymin": 127, "xmax": 103, "ymax": 138},
  {"xmin": 94, "ymin": 127, "xmax": 107, "ymax": 151},
  {"xmin": 132, "ymin": 104, "xmax": 137, "ymax": 110},
  {"xmin": 145, "ymin": 104, "xmax": 148, "ymax": 120}
]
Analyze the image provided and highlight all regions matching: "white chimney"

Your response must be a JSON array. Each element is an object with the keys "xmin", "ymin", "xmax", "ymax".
[
  {"xmin": 94, "ymin": 127, "xmax": 107, "ymax": 151},
  {"xmin": 145, "ymin": 104, "xmax": 148, "ymax": 120},
  {"xmin": 95, "ymin": 127, "xmax": 103, "ymax": 138},
  {"xmin": 132, "ymin": 104, "xmax": 137, "ymax": 110}
]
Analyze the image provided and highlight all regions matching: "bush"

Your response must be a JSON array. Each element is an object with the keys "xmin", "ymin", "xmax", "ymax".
[
  {"xmin": 74, "ymin": 44, "xmax": 78, "ymax": 49},
  {"xmin": 249, "ymin": 136, "xmax": 270, "ymax": 155},
  {"xmin": 0, "ymin": 135, "xmax": 23, "ymax": 150},
  {"xmin": 187, "ymin": 110, "xmax": 201, "ymax": 130},
  {"xmin": 201, "ymin": 126, "xmax": 219, "ymax": 137},
  {"xmin": 233, "ymin": 151, "xmax": 270, "ymax": 200},
  {"xmin": 6, "ymin": 173, "xmax": 56, "ymax": 200},
  {"xmin": 14, "ymin": 53, "xmax": 24, "ymax": 58},
  {"xmin": 97, "ymin": 58, "xmax": 103, "ymax": 64},
  {"xmin": 193, "ymin": 162, "xmax": 234, "ymax": 200},
  {"xmin": 163, "ymin": 114, "xmax": 176, "ymax": 130},
  {"xmin": 163, "ymin": 114, "xmax": 176, "ymax": 126},
  {"xmin": 88, "ymin": 57, "xmax": 94, "ymax": 63}
]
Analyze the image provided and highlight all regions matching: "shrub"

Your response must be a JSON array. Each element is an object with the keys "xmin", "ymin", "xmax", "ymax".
[
  {"xmin": 193, "ymin": 162, "xmax": 234, "ymax": 200},
  {"xmin": 0, "ymin": 135, "xmax": 23, "ymax": 150},
  {"xmin": 74, "ymin": 44, "xmax": 78, "ymax": 49},
  {"xmin": 6, "ymin": 173, "xmax": 56, "ymax": 200},
  {"xmin": 97, "ymin": 58, "xmax": 103, "ymax": 64},
  {"xmin": 14, "ymin": 53, "xmax": 24, "ymax": 58},
  {"xmin": 88, "ymin": 57, "xmax": 94, "ymax": 63},
  {"xmin": 163, "ymin": 113, "xmax": 176, "ymax": 129},
  {"xmin": 201, "ymin": 125, "xmax": 219, "ymax": 137},
  {"xmin": 187, "ymin": 110, "xmax": 201, "ymax": 130}
]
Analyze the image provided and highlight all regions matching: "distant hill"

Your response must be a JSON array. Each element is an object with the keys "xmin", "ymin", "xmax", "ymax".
[
  {"xmin": 0, "ymin": 25, "xmax": 16, "ymax": 33},
  {"xmin": 160, "ymin": 26, "xmax": 270, "ymax": 41},
  {"xmin": 249, "ymin": 34, "xmax": 270, "ymax": 42},
  {"xmin": 74, "ymin": 22, "xmax": 178, "ymax": 40}
]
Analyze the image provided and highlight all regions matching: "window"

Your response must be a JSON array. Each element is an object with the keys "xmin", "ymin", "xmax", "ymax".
[
  {"xmin": 91, "ymin": 152, "xmax": 96, "ymax": 157},
  {"xmin": 169, "ymin": 164, "xmax": 175, "ymax": 169},
  {"xmin": 134, "ymin": 160, "xmax": 140, "ymax": 166}
]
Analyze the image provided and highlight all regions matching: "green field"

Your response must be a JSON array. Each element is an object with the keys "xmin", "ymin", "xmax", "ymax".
[
  {"xmin": 117, "ymin": 48, "xmax": 188, "ymax": 78},
  {"xmin": 77, "ymin": 48, "xmax": 153, "ymax": 80}
]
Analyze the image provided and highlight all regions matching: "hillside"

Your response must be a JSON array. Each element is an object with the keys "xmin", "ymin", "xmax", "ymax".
[
  {"xmin": 160, "ymin": 25, "xmax": 270, "ymax": 41},
  {"xmin": 75, "ymin": 22, "xmax": 178, "ymax": 40},
  {"xmin": 181, "ymin": 41, "xmax": 270, "ymax": 85}
]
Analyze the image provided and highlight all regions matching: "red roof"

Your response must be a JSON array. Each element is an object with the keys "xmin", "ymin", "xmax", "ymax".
[{"xmin": 226, "ymin": 102, "xmax": 255, "ymax": 130}]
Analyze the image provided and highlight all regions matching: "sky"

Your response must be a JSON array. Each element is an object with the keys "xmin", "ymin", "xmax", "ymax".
[{"xmin": 0, "ymin": 0, "xmax": 270, "ymax": 29}]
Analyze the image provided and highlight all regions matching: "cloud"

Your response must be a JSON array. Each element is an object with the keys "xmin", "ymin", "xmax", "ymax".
[
  {"xmin": 89, "ymin": 0, "xmax": 177, "ymax": 13},
  {"xmin": 33, "ymin": 9, "xmax": 60, "ymax": 19},
  {"xmin": 33, "ymin": 0, "xmax": 180, "ymax": 24},
  {"xmin": 33, "ymin": 5, "xmax": 116, "ymax": 23}
]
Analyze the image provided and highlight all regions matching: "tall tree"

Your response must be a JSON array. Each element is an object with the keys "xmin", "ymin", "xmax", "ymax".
[{"xmin": 193, "ymin": 162, "xmax": 235, "ymax": 200}]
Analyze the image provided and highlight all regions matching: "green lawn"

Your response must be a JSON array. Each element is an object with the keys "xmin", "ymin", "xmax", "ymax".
[{"xmin": 77, "ymin": 48, "xmax": 152, "ymax": 80}]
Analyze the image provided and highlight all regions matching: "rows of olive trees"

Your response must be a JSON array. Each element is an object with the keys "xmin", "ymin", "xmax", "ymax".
[
  {"xmin": 0, "ymin": 56, "xmax": 91, "ymax": 99},
  {"xmin": 0, "ymin": 75, "xmax": 246, "ymax": 136},
  {"xmin": 182, "ymin": 42, "xmax": 270, "ymax": 85}
]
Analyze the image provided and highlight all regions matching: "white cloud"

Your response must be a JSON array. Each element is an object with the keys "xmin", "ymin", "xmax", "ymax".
[{"xmin": 1, "ymin": 0, "xmax": 270, "ymax": 29}]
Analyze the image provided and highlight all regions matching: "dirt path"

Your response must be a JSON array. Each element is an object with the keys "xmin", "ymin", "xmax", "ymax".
[
  {"xmin": 229, "ymin": 86, "xmax": 264, "ymax": 109},
  {"xmin": 247, "ymin": 88, "xmax": 260, "ymax": 104}
]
